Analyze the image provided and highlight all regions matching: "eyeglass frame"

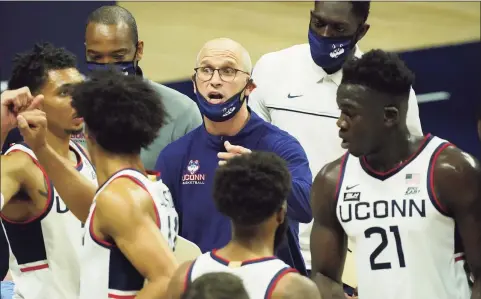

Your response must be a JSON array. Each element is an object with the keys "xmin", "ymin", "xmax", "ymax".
[{"xmin": 193, "ymin": 66, "xmax": 251, "ymax": 82}]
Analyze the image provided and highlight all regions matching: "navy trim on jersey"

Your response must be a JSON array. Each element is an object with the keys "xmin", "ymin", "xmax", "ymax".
[
  {"xmin": 107, "ymin": 245, "xmax": 144, "ymax": 294},
  {"xmin": 96, "ymin": 168, "xmax": 145, "ymax": 192},
  {"xmin": 360, "ymin": 134, "xmax": 434, "ymax": 181},
  {"xmin": 209, "ymin": 250, "xmax": 278, "ymax": 267},
  {"xmin": 88, "ymin": 207, "xmax": 112, "ymax": 249},
  {"xmin": 426, "ymin": 142, "xmax": 452, "ymax": 217},
  {"xmin": 265, "ymin": 106, "xmax": 339, "ymax": 119},
  {"xmin": 263, "ymin": 267, "xmax": 297, "ymax": 299},
  {"xmin": 334, "ymin": 153, "xmax": 349, "ymax": 204},
  {"xmin": 71, "ymin": 141, "xmax": 94, "ymax": 168}
]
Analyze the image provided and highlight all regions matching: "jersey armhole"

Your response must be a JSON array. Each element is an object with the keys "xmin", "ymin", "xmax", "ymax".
[
  {"xmin": 0, "ymin": 149, "xmax": 54, "ymax": 225},
  {"xmin": 263, "ymin": 267, "xmax": 298, "ymax": 299},
  {"xmin": 426, "ymin": 142, "xmax": 453, "ymax": 217},
  {"xmin": 183, "ymin": 260, "xmax": 196, "ymax": 292},
  {"xmin": 333, "ymin": 153, "xmax": 349, "ymax": 205}
]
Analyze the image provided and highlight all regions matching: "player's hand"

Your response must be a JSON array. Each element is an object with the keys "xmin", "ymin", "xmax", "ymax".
[
  {"xmin": 1, "ymin": 87, "xmax": 43, "ymax": 133},
  {"xmin": 16, "ymin": 109, "xmax": 48, "ymax": 151},
  {"xmin": 217, "ymin": 141, "xmax": 252, "ymax": 166}
]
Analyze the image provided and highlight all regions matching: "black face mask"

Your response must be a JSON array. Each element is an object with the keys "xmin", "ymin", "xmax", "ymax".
[{"xmin": 274, "ymin": 217, "xmax": 289, "ymax": 251}]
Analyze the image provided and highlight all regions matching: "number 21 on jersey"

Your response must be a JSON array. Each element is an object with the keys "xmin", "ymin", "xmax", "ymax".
[{"xmin": 365, "ymin": 225, "xmax": 406, "ymax": 270}]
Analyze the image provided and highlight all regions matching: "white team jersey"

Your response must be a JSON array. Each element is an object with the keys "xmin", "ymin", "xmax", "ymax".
[
  {"xmin": 80, "ymin": 168, "xmax": 178, "ymax": 299},
  {"xmin": 187, "ymin": 250, "xmax": 296, "ymax": 299},
  {"xmin": 1, "ymin": 141, "xmax": 97, "ymax": 299},
  {"xmin": 336, "ymin": 134, "xmax": 471, "ymax": 299}
]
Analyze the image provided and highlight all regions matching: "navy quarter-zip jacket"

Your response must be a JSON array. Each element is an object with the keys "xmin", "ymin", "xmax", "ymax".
[{"xmin": 155, "ymin": 110, "xmax": 312, "ymax": 272}]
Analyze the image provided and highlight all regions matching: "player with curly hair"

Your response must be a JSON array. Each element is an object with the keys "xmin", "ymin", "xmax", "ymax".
[
  {"xmin": 0, "ymin": 42, "xmax": 97, "ymax": 299},
  {"xmin": 17, "ymin": 68, "xmax": 179, "ymax": 299},
  {"xmin": 310, "ymin": 49, "xmax": 481, "ymax": 299},
  {"xmin": 168, "ymin": 152, "xmax": 320, "ymax": 299}
]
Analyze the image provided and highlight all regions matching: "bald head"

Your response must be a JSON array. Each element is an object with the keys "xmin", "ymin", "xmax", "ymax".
[{"xmin": 196, "ymin": 38, "xmax": 252, "ymax": 74}]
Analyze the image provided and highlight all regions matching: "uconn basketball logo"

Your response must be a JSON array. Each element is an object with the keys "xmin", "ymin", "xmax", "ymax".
[{"xmin": 182, "ymin": 160, "xmax": 206, "ymax": 185}]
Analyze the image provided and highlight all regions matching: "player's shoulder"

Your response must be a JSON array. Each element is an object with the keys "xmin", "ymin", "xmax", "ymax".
[
  {"xmin": 272, "ymin": 271, "xmax": 321, "ymax": 299},
  {"xmin": 2, "ymin": 145, "xmax": 38, "ymax": 173},
  {"xmin": 433, "ymin": 141, "xmax": 480, "ymax": 178},
  {"xmin": 314, "ymin": 154, "xmax": 347, "ymax": 186},
  {"xmin": 96, "ymin": 177, "xmax": 152, "ymax": 212}
]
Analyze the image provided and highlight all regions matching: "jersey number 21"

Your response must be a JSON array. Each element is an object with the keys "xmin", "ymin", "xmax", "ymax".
[{"xmin": 365, "ymin": 225, "xmax": 406, "ymax": 270}]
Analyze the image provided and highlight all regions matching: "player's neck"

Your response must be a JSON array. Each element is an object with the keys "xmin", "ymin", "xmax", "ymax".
[
  {"xmin": 92, "ymin": 150, "xmax": 145, "ymax": 187},
  {"xmin": 204, "ymin": 105, "xmax": 250, "ymax": 137},
  {"xmin": 46, "ymin": 130, "xmax": 72, "ymax": 161},
  {"xmin": 221, "ymin": 229, "xmax": 275, "ymax": 259},
  {"xmin": 364, "ymin": 129, "xmax": 416, "ymax": 172}
]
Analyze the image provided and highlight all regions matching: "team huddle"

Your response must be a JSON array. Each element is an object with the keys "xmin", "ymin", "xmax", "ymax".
[{"xmin": 1, "ymin": 2, "xmax": 481, "ymax": 299}]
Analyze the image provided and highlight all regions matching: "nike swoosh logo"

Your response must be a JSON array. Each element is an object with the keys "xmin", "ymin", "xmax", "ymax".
[
  {"xmin": 287, "ymin": 93, "xmax": 303, "ymax": 99},
  {"xmin": 346, "ymin": 184, "xmax": 359, "ymax": 190}
]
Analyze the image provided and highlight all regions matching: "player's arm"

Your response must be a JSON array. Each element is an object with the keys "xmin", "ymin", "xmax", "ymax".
[
  {"xmin": 0, "ymin": 153, "xmax": 37, "ymax": 210},
  {"xmin": 434, "ymin": 146, "xmax": 481, "ymax": 299},
  {"xmin": 33, "ymin": 143, "xmax": 95, "ymax": 222},
  {"xmin": 310, "ymin": 157, "xmax": 348, "ymax": 299},
  {"xmin": 96, "ymin": 178, "xmax": 178, "ymax": 299},
  {"xmin": 272, "ymin": 272, "xmax": 322, "ymax": 299},
  {"xmin": 166, "ymin": 261, "xmax": 193, "ymax": 299}
]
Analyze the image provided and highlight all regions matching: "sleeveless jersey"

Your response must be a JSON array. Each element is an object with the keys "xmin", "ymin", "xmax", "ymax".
[
  {"xmin": 80, "ymin": 168, "xmax": 178, "ymax": 299},
  {"xmin": 0, "ymin": 141, "xmax": 97, "ymax": 299},
  {"xmin": 186, "ymin": 250, "xmax": 297, "ymax": 299},
  {"xmin": 335, "ymin": 134, "xmax": 471, "ymax": 299}
]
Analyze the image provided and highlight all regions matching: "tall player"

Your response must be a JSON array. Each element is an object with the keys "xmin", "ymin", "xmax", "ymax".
[
  {"xmin": 18, "ymin": 69, "xmax": 179, "ymax": 299},
  {"xmin": 310, "ymin": 49, "xmax": 481, "ymax": 299},
  {"xmin": 0, "ymin": 43, "xmax": 97, "ymax": 299},
  {"xmin": 168, "ymin": 152, "xmax": 320, "ymax": 299}
]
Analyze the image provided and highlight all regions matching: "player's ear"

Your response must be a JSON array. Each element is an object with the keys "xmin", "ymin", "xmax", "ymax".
[
  {"xmin": 383, "ymin": 105, "xmax": 399, "ymax": 128},
  {"xmin": 276, "ymin": 201, "xmax": 287, "ymax": 224}
]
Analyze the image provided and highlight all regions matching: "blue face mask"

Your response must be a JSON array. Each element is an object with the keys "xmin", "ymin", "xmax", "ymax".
[
  {"xmin": 194, "ymin": 80, "xmax": 251, "ymax": 123},
  {"xmin": 308, "ymin": 27, "xmax": 356, "ymax": 71},
  {"xmin": 86, "ymin": 61, "xmax": 137, "ymax": 76}
]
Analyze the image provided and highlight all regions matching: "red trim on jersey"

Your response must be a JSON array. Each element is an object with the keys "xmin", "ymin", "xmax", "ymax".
[
  {"xmin": 114, "ymin": 175, "xmax": 161, "ymax": 228},
  {"xmin": 428, "ymin": 143, "xmax": 452, "ymax": 215},
  {"xmin": 107, "ymin": 294, "xmax": 136, "ymax": 299},
  {"xmin": 183, "ymin": 261, "xmax": 195, "ymax": 292},
  {"xmin": 361, "ymin": 134, "xmax": 431, "ymax": 176},
  {"xmin": 89, "ymin": 207, "xmax": 113, "ymax": 247},
  {"xmin": 455, "ymin": 254, "xmax": 465, "ymax": 262},
  {"xmin": 265, "ymin": 267, "xmax": 298, "ymax": 299},
  {"xmin": 20, "ymin": 263, "xmax": 49, "ymax": 272},
  {"xmin": 0, "ymin": 149, "xmax": 53, "ymax": 224}
]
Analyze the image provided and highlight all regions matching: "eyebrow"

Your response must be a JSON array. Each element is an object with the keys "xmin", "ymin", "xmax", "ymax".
[
  {"xmin": 87, "ymin": 48, "xmax": 130, "ymax": 55},
  {"xmin": 310, "ymin": 11, "xmax": 350, "ymax": 26}
]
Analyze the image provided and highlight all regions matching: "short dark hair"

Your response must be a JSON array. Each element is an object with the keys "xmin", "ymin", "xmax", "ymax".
[
  {"xmin": 86, "ymin": 5, "xmax": 138, "ymax": 44},
  {"xmin": 213, "ymin": 152, "xmax": 291, "ymax": 226},
  {"xmin": 351, "ymin": 1, "xmax": 370, "ymax": 23},
  {"xmin": 71, "ymin": 69, "xmax": 165, "ymax": 154},
  {"xmin": 183, "ymin": 272, "xmax": 249, "ymax": 299},
  {"xmin": 341, "ymin": 49, "xmax": 415, "ymax": 96},
  {"xmin": 8, "ymin": 42, "xmax": 77, "ymax": 93}
]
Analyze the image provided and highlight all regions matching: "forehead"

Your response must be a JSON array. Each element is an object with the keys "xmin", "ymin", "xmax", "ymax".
[
  {"xmin": 85, "ymin": 22, "xmax": 133, "ymax": 51},
  {"xmin": 43, "ymin": 68, "xmax": 83, "ymax": 92},
  {"xmin": 313, "ymin": 1, "xmax": 358, "ymax": 25},
  {"xmin": 337, "ymin": 83, "xmax": 373, "ymax": 108},
  {"xmin": 198, "ymin": 47, "xmax": 241, "ymax": 68}
]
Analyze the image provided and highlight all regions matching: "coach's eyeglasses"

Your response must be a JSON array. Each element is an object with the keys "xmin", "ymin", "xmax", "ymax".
[{"xmin": 194, "ymin": 67, "xmax": 250, "ymax": 82}]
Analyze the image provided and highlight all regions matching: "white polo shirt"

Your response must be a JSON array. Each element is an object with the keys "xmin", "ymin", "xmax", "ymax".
[{"xmin": 249, "ymin": 43, "xmax": 423, "ymax": 270}]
